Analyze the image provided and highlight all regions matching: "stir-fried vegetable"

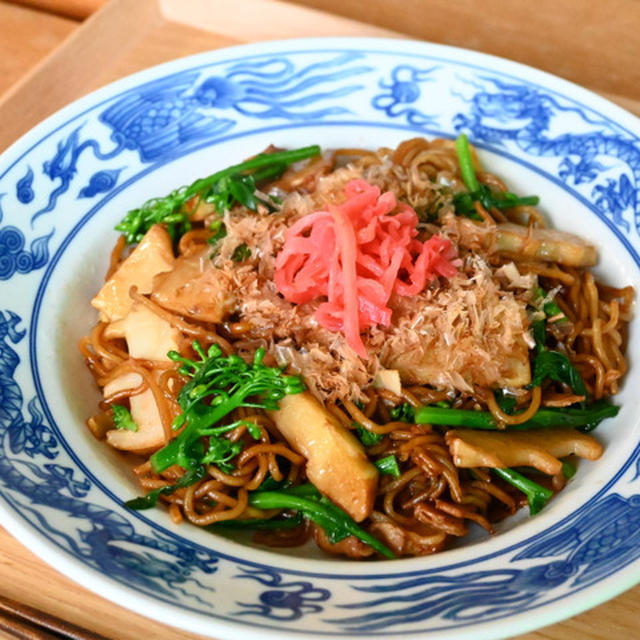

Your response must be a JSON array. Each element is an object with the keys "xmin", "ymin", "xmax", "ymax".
[
  {"xmin": 150, "ymin": 342, "xmax": 305, "ymax": 473},
  {"xmin": 447, "ymin": 427, "xmax": 602, "ymax": 475},
  {"xmin": 562, "ymin": 460, "xmax": 577, "ymax": 479},
  {"xmin": 390, "ymin": 403, "xmax": 416, "ymax": 423},
  {"xmin": 207, "ymin": 219, "xmax": 227, "ymax": 244},
  {"xmin": 248, "ymin": 484, "xmax": 395, "ymax": 558},
  {"xmin": 454, "ymin": 134, "xmax": 539, "ymax": 218},
  {"xmin": 531, "ymin": 349, "xmax": 588, "ymax": 397},
  {"xmin": 269, "ymin": 392, "xmax": 378, "ymax": 522},
  {"xmin": 111, "ymin": 404, "xmax": 138, "ymax": 432},
  {"xmin": 374, "ymin": 455, "xmax": 401, "ymax": 478},
  {"xmin": 115, "ymin": 145, "xmax": 321, "ymax": 245},
  {"xmin": 530, "ymin": 311, "xmax": 588, "ymax": 399},
  {"xmin": 209, "ymin": 512, "xmax": 304, "ymax": 531},
  {"xmin": 415, "ymin": 399, "xmax": 618, "ymax": 431},
  {"xmin": 492, "ymin": 467, "xmax": 553, "ymax": 515},
  {"xmin": 356, "ymin": 424, "xmax": 384, "ymax": 446},
  {"xmin": 494, "ymin": 222, "xmax": 597, "ymax": 267},
  {"xmin": 199, "ymin": 421, "xmax": 260, "ymax": 471}
]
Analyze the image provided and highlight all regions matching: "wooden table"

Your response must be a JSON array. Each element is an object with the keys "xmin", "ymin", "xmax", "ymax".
[{"xmin": 0, "ymin": 1, "xmax": 638, "ymax": 638}]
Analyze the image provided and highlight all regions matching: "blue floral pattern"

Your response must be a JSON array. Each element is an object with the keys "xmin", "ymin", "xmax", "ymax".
[
  {"xmin": 329, "ymin": 564, "xmax": 575, "ymax": 631},
  {"xmin": 0, "ymin": 196, "xmax": 52, "ymax": 280},
  {"xmin": 0, "ymin": 42, "xmax": 639, "ymax": 637},
  {"xmin": 31, "ymin": 125, "xmax": 125, "ymax": 224},
  {"xmin": 328, "ymin": 493, "xmax": 640, "ymax": 632},
  {"xmin": 15, "ymin": 167, "xmax": 34, "ymax": 204},
  {"xmin": 235, "ymin": 568, "xmax": 330, "ymax": 620},
  {"xmin": 78, "ymin": 168, "xmax": 124, "ymax": 198},
  {"xmin": 372, "ymin": 64, "xmax": 440, "ymax": 127}
]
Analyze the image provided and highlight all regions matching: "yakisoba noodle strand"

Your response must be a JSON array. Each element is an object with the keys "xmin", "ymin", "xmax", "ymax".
[{"xmin": 80, "ymin": 137, "xmax": 632, "ymax": 559}]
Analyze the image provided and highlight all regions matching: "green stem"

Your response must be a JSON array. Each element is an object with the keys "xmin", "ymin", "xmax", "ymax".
[
  {"xmin": 251, "ymin": 162, "xmax": 288, "ymax": 183},
  {"xmin": 414, "ymin": 400, "xmax": 618, "ymax": 431},
  {"xmin": 415, "ymin": 406, "xmax": 496, "ymax": 429},
  {"xmin": 455, "ymin": 133, "xmax": 480, "ymax": 192},
  {"xmin": 494, "ymin": 195, "xmax": 540, "ymax": 209},
  {"xmin": 248, "ymin": 490, "xmax": 395, "ymax": 559},
  {"xmin": 492, "ymin": 468, "xmax": 553, "ymax": 515},
  {"xmin": 208, "ymin": 512, "xmax": 304, "ymax": 531},
  {"xmin": 186, "ymin": 145, "xmax": 321, "ymax": 201}
]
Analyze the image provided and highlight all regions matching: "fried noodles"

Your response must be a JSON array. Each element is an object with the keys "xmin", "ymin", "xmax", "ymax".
[{"xmin": 80, "ymin": 137, "xmax": 632, "ymax": 559}]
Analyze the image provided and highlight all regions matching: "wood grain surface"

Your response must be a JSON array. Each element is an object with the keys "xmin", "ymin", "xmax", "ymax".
[
  {"xmin": 0, "ymin": 1, "xmax": 639, "ymax": 639},
  {"xmin": 0, "ymin": 2, "xmax": 76, "ymax": 95},
  {"xmin": 294, "ymin": 0, "xmax": 640, "ymax": 103},
  {"xmin": 8, "ymin": 0, "xmax": 105, "ymax": 18}
]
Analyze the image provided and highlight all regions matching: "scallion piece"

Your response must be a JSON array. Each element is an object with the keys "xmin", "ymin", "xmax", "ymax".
[{"xmin": 374, "ymin": 455, "xmax": 401, "ymax": 478}]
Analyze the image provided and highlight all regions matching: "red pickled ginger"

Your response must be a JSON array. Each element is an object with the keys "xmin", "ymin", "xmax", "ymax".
[{"xmin": 274, "ymin": 179, "xmax": 458, "ymax": 357}]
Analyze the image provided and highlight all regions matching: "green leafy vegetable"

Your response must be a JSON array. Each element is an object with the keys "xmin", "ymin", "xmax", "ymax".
[
  {"xmin": 150, "ymin": 342, "xmax": 305, "ymax": 473},
  {"xmin": 562, "ymin": 461, "xmax": 577, "ymax": 479},
  {"xmin": 201, "ymin": 437, "xmax": 243, "ymax": 471},
  {"xmin": 115, "ymin": 145, "xmax": 321, "ymax": 245},
  {"xmin": 492, "ymin": 467, "xmax": 553, "ymax": 515},
  {"xmin": 257, "ymin": 475, "xmax": 291, "ymax": 492},
  {"xmin": 208, "ymin": 173, "xmax": 259, "ymax": 213},
  {"xmin": 374, "ymin": 455, "xmax": 401, "ymax": 478},
  {"xmin": 248, "ymin": 484, "xmax": 395, "ymax": 558},
  {"xmin": 111, "ymin": 404, "xmax": 138, "ymax": 432},
  {"xmin": 530, "ymin": 313, "xmax": 587, "ymax": 398},
  {"xmin": 231, "ymin": 243, "xmax": 252, "ymax": 262},
  {"xmin": 355, "ymin": 424, "xmax": 383, "ymax": 447},
  {"xmin": 414, "ymin": 399, "xmax": 618, "ymax": 431},
  {"xmin": 125, "ymin": 466, "xmax": 206, "ymax": 510},
  {"xmin": 198, "ymin": 419, "xmax": 261, "ymax": 439},
  {"xmin": 206, "ymin": 165, "xmax": 284, "ymax": 215},
  {"xmin": 390, "ymin": 403, "xmax": 416, "ymax": 423},
  {"xmin": 209, "ymin": 512, "xmax": 304, "ymax": 531},
  {"xmin": 454, "ymin": 134, "xmax": 539, "ymax": 219},
  {"xmin": 531, "ymin": 349, "xmax": 588, "ymax": 397},
  {"xmin": 116, "ymin": 191, "xmax": 195, "ymax": 246}
]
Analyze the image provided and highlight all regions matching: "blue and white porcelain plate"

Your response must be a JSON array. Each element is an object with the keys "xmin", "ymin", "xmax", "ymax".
[{"xmin": 1, "ymin": 38, "xmax": 639, "ymax": 640}]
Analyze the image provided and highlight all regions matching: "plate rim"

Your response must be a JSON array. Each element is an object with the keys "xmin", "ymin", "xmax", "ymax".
[{"xmin": 1, "ymin": 35, "xmax": 639, "ymax": 639}]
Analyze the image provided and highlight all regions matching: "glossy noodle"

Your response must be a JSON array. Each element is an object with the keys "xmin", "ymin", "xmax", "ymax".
[{"xmin": 80, "ymin": 137, "xmax": 632, "ymax": 559}]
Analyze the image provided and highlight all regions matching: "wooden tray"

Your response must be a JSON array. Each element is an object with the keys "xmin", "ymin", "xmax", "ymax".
[{"xmin": 0, "ymin": 1, "xmax": 638, "ymax": 638}]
